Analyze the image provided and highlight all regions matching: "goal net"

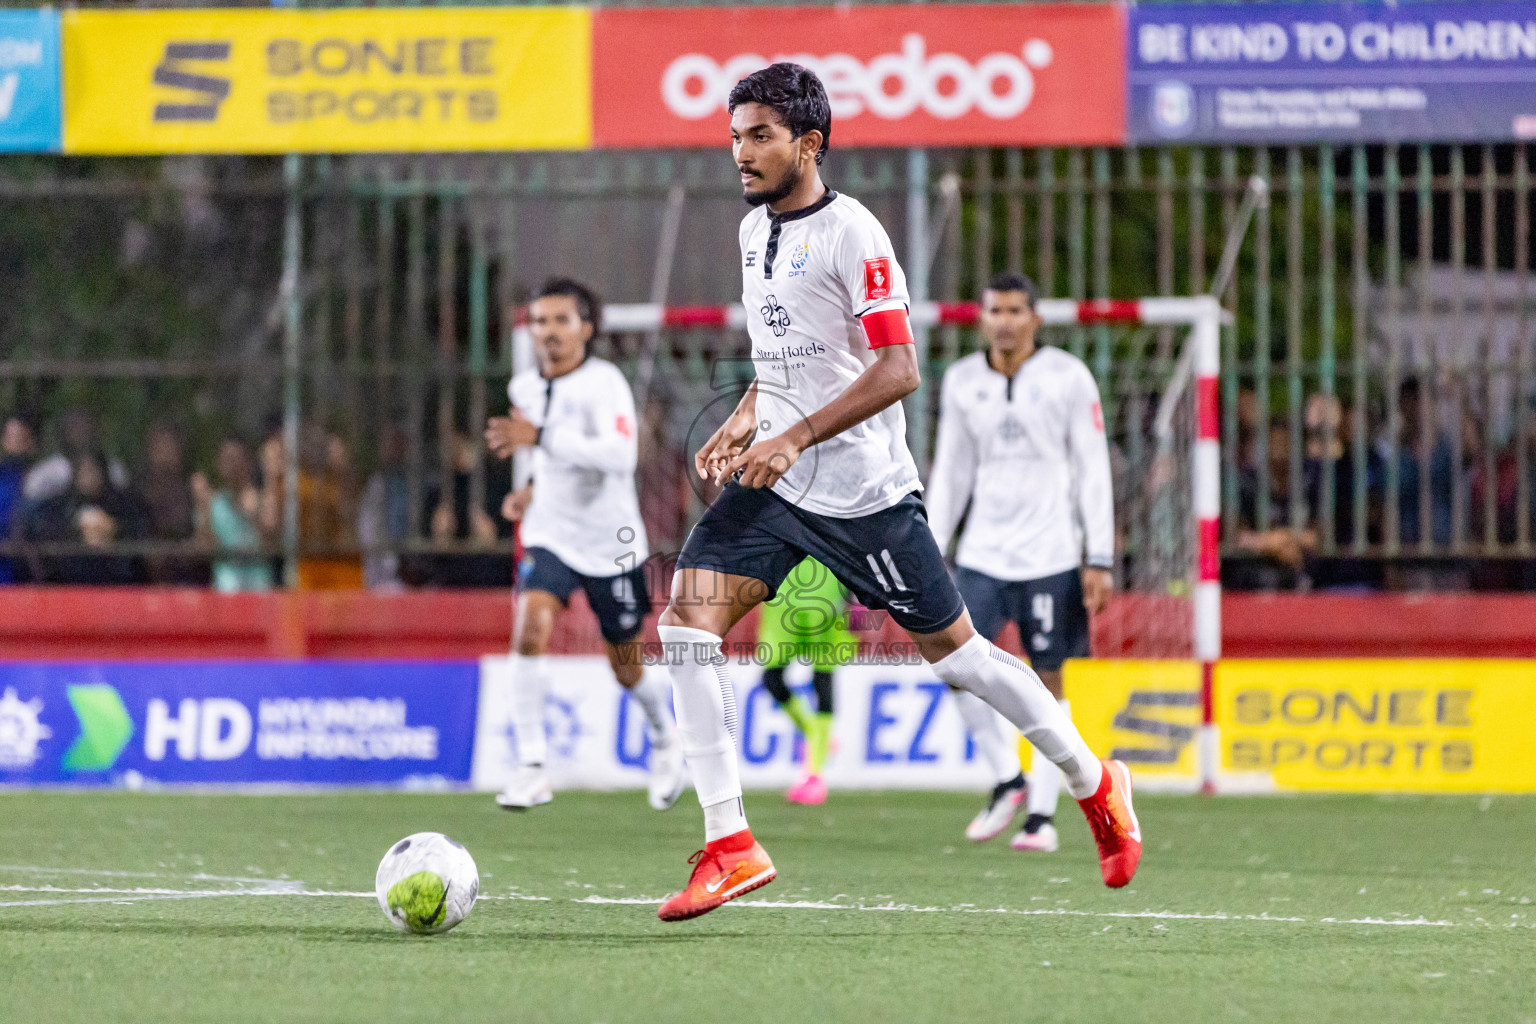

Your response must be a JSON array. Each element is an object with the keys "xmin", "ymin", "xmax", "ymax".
[{"xmin": 913, "ymin": 298, "xmax": 1222, "ymax": 666}]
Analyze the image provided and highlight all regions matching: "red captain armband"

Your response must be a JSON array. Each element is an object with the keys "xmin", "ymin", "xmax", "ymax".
[{"xmin": 860, "ymin": 308, "xmax": 915, "ymax": 349}]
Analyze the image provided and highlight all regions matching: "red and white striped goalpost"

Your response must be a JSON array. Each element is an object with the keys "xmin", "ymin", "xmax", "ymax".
[{"xmin": 532, "ymin": 296, "xmax": 1225, "ymax": 791}]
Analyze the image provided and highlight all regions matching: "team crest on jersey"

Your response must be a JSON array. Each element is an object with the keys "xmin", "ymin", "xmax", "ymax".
[
  {"xmin": 761, "ymin": 294, "xmax": 792, "ymax": 337},
  {"xmin": 863, "ymin": 257, "xmax": 892, "ymax": 302},
  {"xmin": 789, "ymin": 242, "xmax": 811, "ymax": 276}
]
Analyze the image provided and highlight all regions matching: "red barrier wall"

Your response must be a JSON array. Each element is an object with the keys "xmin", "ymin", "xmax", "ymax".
[{"xmin": 0, "ymin": 588, "xmax": 1533, "ymax": 661}]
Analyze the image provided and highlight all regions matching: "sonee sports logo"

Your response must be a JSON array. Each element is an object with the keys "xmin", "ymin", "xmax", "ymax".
[
  {"xmin": 152, "ymin": 42, "xmax": 232, "ymax": 122},
  {"xmin": 760, "ymin": 294, "xmax": 791, "ymax": 337}
]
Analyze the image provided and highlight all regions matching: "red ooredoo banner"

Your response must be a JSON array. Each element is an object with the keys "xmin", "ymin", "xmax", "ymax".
[{"xmin": 593, "ymin": 5, "xmax": 1126, "ymax": 148}]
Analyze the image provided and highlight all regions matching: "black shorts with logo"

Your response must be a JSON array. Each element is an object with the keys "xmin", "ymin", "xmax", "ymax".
[
  {"xmin": 518, "ymin": 546, "xmax": 651, "ymax": 644},
  {"xmin": 953, "ymin": 565, "xmax": 1089, "ymax": 672},
  {"xmin": 677, "ymin": 483, "xmax": 965, "ymax": 635}
]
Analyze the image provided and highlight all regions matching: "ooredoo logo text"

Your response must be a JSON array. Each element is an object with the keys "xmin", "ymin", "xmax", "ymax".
[{"xmin": 662, "ymin": 33, "xmax": 1058, "ymax": 122}]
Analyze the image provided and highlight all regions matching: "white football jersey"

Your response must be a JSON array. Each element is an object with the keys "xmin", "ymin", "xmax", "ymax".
[
  {"xmin": 927, "ymin": 347, "xmax": 1114, "ymax": 582},
  {"xmin": 508, "ymin": 357, "xmax": 649, "ymax": 578},
  {"xmin": 739, "ymin": 190, "xmax": 921, "ymax": 518}
]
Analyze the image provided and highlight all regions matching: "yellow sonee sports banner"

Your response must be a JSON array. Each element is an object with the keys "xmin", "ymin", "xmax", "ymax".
[
  {"xmin": 63, "ymin": 8, "xmax": 591, "ymax": 154},
  {"xmin": 1216, "ymin": 659, "xmax": 1536, "ymax": 793},
  {"xmin": 1050, "ymin": 660, "xmax": 1203, "ymax": 786}
]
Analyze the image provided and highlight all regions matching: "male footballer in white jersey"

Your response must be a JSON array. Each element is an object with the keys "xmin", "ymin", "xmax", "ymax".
[
  {"xmin": 485, "ymin": 278, "xmax": 684, "ymax": 814},
  {"xmin": 651, "ymin": 63, "xmax": 1140, "ymax": 923},
  {"xmin": 928, "ymin": 273, "xmax": 1116, "ymax": 854}
]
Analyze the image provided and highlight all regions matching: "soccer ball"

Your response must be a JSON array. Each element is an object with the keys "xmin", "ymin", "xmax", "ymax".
[{"xmin": 375, "ymin": 832, "xmax": 479, "ymax": 934}]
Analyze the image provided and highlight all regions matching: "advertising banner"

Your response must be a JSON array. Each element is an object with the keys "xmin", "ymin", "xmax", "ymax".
[
  {"xmin": 1129, "ymin": 2, "xmax": 1536, "ymax": 143},
  {"xmin": 62, "ymin": 8, "xmax": 591, "ymax": 154},
  {"xmin": 1215, "ymin": 659, "xmax": 1536, "ymax": 793},
  {"xmin": 473, "ymin": 656, "xmax": 1000, "ymax": 792},
  {"xmin": 1062, "ymin": 659, "xmax": 1203, "ymax": 788},
  {"xmin": 0, "ymin": 10, "xmax": 60, "ymax": 152},
  {"xmin": 592, "ymin": 4, "xmax": 1125, "ymax": 148},
  {"xmin": 0, "ymin": 662, "xmax": 477, "ymax": 786}
]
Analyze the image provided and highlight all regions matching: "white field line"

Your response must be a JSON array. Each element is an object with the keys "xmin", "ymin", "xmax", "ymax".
[
  {"xmin": 0, "ymin": 869, "xmax": 1520, "ymax": 927},
  {"xmin": 0, "ymin": 864, "xmax": 300, "ymax": 887}
]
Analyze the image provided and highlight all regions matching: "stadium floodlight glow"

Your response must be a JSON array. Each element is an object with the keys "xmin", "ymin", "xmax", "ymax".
[{"xmin": 589, "ymin": 296, "xmax": 1226, "ymax": 792}]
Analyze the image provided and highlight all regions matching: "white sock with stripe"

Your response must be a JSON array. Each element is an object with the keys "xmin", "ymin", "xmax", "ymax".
[
  {"xmin": 1027, "ymin": 699, "xmax": 1071, "ymax": 818},
  {"xmin": 657, "ymin": 624, "xmax": 747, "ymax": 840},
  {"xmin": 951, "ymin": 686, "xmax": 1022, "ymax": 786},
  {"xmin": 931, "ymin": 635, "xmax": 1102, "ymax": 799},
  {"xmin": 627, "ymin": 667, "xmax": 676, "ymax": 748}
]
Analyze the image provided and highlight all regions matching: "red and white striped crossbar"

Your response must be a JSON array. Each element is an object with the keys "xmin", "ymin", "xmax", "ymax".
[{"xmin": 598, "ymin": 297, "xmax": 1221, "ymax": 333}]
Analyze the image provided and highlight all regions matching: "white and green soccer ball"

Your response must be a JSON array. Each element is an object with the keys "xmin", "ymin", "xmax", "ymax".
[{"xmin": 375, "ymin": 832, "xmax": 479, "ymax": 934}]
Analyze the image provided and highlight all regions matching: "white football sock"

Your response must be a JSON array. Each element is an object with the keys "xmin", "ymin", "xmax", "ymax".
[
  {"xmin": 703, "ymin": 797, "xmax": 748, "ymax": 842},
  {"xmin": 950, "ymin": 686, "xmax": 1022, "ymax": 786},
  {"xmin": 627, "ymin": 667, "xmax": 676, "ymax": 748},
  {"xmin": 508, "ymin": 653, "xmax": 549, "ymax": 767},
  {"xmin": 1027, "ymin": 698, "xmax": 1070, "ymax": 817},
  {"xmin": 657, "ymin": 624, "xmax": 745, "ymax": 813},
  {"xmin": 931, "ymin": 635, "xmax": 1102, "ymax": 799}
]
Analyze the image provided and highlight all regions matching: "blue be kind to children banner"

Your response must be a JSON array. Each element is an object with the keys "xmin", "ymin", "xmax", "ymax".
[
  {"xmin": 1129, "ymin": 1, "xmax": 1536, "ymax": 143},
  {"xmin": 0, "ymin": 10, "xmax": 60, "ymax": 152},
  {"xmin": 0, "ymin": 662, "xmax": 478, "ymax": 786}
]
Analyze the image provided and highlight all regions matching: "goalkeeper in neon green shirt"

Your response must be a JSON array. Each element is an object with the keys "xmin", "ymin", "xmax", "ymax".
[{"xmin": 757, "ymin": 557, "xmax": 857, "ymax": 805}]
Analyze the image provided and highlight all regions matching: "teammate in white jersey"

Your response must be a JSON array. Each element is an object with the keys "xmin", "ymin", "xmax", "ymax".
[
  {"xmin": 485, "ymin": 279, "xmax": 684, "ymax": 814},
  {"xmin": 928, "ymin": 273, "xmax": 1115, "ymax": 853},
  {"xmin": 650, "ymin": 64, "xmax": 1140, "ymax": 923}
]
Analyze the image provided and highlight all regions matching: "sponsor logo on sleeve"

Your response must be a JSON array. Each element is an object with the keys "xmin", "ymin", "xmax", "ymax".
[{"xmin": 863, "ymin": 257, "xmax": 892, "ymax": 302}]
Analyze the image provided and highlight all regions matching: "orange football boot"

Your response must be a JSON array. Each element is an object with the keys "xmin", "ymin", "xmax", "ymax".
[
  {"xmin": 656, "ymin": 831, "xmax": 776, "ymax": 922},
  {"xmin": 1077, "ymin": 759, "xmax": 1142, "ymax": 888}
]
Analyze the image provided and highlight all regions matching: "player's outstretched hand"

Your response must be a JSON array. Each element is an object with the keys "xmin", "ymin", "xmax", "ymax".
[
  {"xmin": 1082, "ymin": 566, "xmax": 1114, "ymax": 615},
  {"xmin": 485, "ymin": 411, "xmax": 540, "ymax": 457},
  {"xmin": 725, "ymin": 434, "xmax": 803, "ymax": 490},
  {"xmin": 695, "ymin": 410, "xmax": 758, "ymax": 484},
  {"xmin": 502, "ymin": 484, "xmax": 533, "ymax": 523}
]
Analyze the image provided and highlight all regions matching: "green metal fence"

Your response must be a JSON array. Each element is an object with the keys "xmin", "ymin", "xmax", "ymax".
[{"xmin": 2, "ymin": 139, "xmax": 1533, "ymax": 587}]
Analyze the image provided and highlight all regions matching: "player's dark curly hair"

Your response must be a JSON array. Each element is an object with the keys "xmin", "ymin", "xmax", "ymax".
[
  {"xmin": 985, "ymin": 271, "xmax": 1039, "ymax": 310},
  {"xmin": 728, "ymin": 63, "xmax": 831, "ymax": 165},
  {"xmin": 534, "ymin": 277, "xmax": 602, "ymax": 334}
]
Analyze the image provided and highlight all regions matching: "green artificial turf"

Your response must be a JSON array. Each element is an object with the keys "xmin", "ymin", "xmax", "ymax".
[{"xmin": 0, "ymin": 791, "xmax": 1532, "ymax": 1023}]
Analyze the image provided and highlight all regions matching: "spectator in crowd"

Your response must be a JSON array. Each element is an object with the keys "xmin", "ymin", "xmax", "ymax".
[
  {"xmin": 1378, "ymin": 377, "xmax": 1453, "ymax": 548},
  {"xmin": 193, "ymin": 438, "xmax": 273, "ymax": 593},
  {"xmin": 0, "ymin": 415, "xmax": 39, "ymax": 583},
  {"xmin": 24, "ymin": 407, "xmax": 128, "ymax": 503},
  {"xmin": 423, "ymin": 431, "xmax": 512, "ymax": 588},
  {"xmin": 138, "ymin": 420, "xmax": 203, "ymax": 584},
  {"xmin": 1302, "ymin": 394, "xmax": 1384, "ymax": 588},
  {"xmin": 260, "ymin": 422, "xmax": 363, "ymax": 589},
  {"xmin": 1228, "ymin": 420, "xmax": 1316, "ymax": 590},
  {"xmin": 1466, "ymin": 406, "xmax": 1519, "ymax": 548},
  {"xmin": 358, "ymin": 426, "xmax": 413, "ymax": 591},
  {"xmin": 23, "ymin": 453, "xmax": 147, "ymax": 585}
]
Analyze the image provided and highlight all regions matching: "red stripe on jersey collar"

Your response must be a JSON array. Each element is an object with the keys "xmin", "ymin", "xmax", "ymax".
[{"xmin": 861, "ymin": 307, "xmax": 915, "ymax": 349}]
